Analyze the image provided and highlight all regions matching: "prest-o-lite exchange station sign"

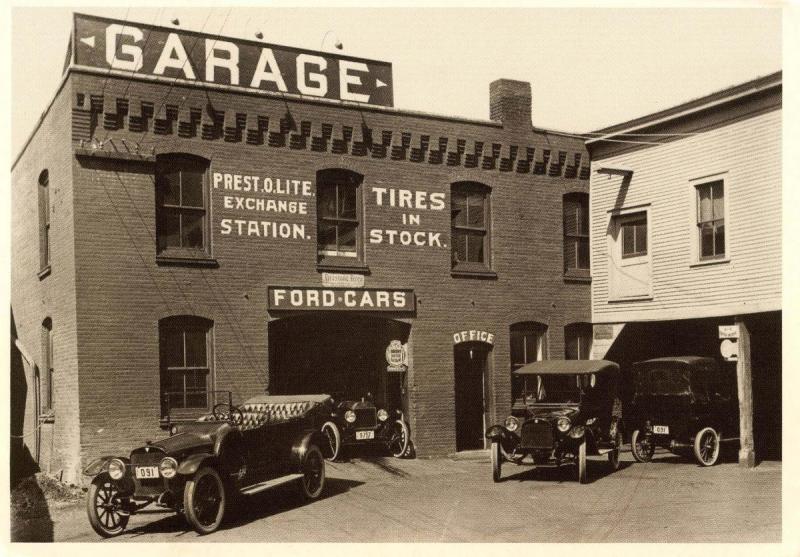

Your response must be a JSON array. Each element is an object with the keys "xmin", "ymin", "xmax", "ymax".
[
  {"xmin": 268, "ymin": 287, "xmax": 415, "ymax": 312},
  {"xmin": 71, "ymin": 13, "xmax": 394, "ymax": 107}
]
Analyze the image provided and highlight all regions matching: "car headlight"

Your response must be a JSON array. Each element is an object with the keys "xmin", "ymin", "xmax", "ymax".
[
  {"xmin": 557, "ymin": 417, "xmax": 571, "ymax": 432},
  {"xmin": 504, "ymin": 416, "xmax": 520, "ymax": 432},
  {"xmin": 377, "ymin": 409, "xmax": 389, "ymax": 422},
  {"xmin": 569, "ymin": 425, "xmax": 586, "ymax": 438},
  {"xmin": 159, "ymin": 457, "xmax": 178, "ymax": 479},
  {"xmin": 108, "ymin": 458, "xmax": 126, "ymax": 480},
  {"xmin": 345, "ymin": 410, "xmax": 356, "ymax": 423}
]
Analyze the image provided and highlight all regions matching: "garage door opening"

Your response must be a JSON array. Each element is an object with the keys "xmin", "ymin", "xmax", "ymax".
[{"xmin": 268, "ymin": 314, "xmax": 410, "ymax": 412}]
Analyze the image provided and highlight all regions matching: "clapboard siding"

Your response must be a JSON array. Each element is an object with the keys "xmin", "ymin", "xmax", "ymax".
[{"xmin": 590, "ymin": 107, "xmax": 781, "ymax": 323}]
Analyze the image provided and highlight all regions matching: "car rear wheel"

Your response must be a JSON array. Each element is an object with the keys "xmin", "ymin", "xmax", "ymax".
[
  {"xmin": 693, "ymin": 427, "xmax": 721, "ymax": 466},
  {"xmin": 608, "ymin": 429, "xmax": 624, "ymax": 471},
  {"xmin": 321, "ymin": 421, "xmax": 341, "ymax": 461},
  {"xmin": 299, "ymin": 444, "xmax": 326, "ymax": 500},
  {"xmin": 577, "ymin": 440, "xmax": 588, "ymax": 484},
  {"xmin": 631, "ymin": 429, "xmax": 655, "ymax": 463},
  {"xmin": 490, "ymin": 441, "xmax": 502, "ymax": 482},
  {"xmin": 87, "ymin": 475, "xmax": 129, "ymax": 538},
  {"xmin": 184, "ymin": 467, "xmax": 226, "ymax": 535},
  {"xmin": 388, "ymin": 419, "xmax": 410, "ymax": 458}
]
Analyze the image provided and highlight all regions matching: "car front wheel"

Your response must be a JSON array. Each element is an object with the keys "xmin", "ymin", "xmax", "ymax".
[
  {"xmin": 693, "ymin": 427, "xmax": 721, "ymax": 466},
  {"xmin": 608, "ymin": 429, "xmax": 624, "ymax": 471},
  {"xmin": 86, "ymin": 475, "xmax": 129, "ymax": 538},
  {"xmin": 184, "ymin": 467, "xmax": 226, "ymax": 535},
  {"xmin": 387, "ymin": 419, "xmax": 410, "ymax": 458},
  {"xmin": 631, "ymin": 429, "xmax": 656, "ymax": 463},
  {"xmin": 577, "ymin": 440, "xmax": 588, "ymax": 484},
  {"xmin": 490, "ymin": 441, "xmax": 502, "ymax": 482},
  {"xmin": 321, "ymin": 421, "xmax": 341, "ymax": 461},
  {"xmin": 299, "ymin": 444, "xmax": 326, "ymax": 500}
]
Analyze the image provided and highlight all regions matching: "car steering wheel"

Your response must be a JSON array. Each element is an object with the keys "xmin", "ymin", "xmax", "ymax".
[{"xmin": 212, "ymin": 403, "xmax": 244, "ymax": 425}]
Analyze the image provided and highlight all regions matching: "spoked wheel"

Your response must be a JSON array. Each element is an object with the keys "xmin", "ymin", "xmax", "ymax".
[
  {"xmin": 87, "ymin": 476, "xmax": 129, "ymax": 537},
  {"xmin": 490, "ymin": 441, "xmax": 502, "ymax": 483},
  {"xmin": 608, "ymin": 429, "xmax": 624, "ymax": 471},
  {"xmin": 321, "ymin": 421, "xmax": 341, "ymax": 461},
  {"xmin": 184, "ymin": 467, "xmax": 226, "ymax": 535},
  {"xmin": 577, "ymin": 440, "xmax": 588, "ymax": 484},
  {"xmin": 299, "ymin": 445, "xmax": 326, "ymax": 500},
  {"xmin": 387, "ymin": 420, "xmax": 410, "ymax": 458},
  {"xmin": 693, "ymin": 427, "xmax": 721, "ymax": 466},
  {"xmin": 631, "ymin": 429, "xmax": 656, "ymax": 463}
]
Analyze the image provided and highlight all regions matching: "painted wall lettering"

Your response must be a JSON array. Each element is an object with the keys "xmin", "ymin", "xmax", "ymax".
[
  {"xmin": 268, "ymin": 287, "xmax": 416, "ymax": 312},
  {"xmin": 368, "ymin": 186, "xmax": 448, "ymax": 250}
]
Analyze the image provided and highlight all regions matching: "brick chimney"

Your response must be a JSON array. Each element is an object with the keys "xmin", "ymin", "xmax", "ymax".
[{"xmin": 490, "ymin": 79, "xmax": 532, "ymax": 130}]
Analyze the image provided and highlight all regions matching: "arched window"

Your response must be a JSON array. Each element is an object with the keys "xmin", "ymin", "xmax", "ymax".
[
  {"xmin": 451, "ymin": 182, "xmax": 492, "ymax": 272},
  {"xmin": 156, "ymin": 154, "xmax": 210, "ymax": 254},
  {"xmin": 563, "ymin": 192, "xmax": 589, "ymax": 273},
  {"xmin": 38, "ymin": 170, "xmax": 50, "ymax": 272},
  {"xmin": 316, "ymin": 169, "xmax": 363, "ymax": 263},
  {"xmin": 565, "ymin": 322, "xmax": 593, "ymax": 360},
  {"xmin": 159, "ymin": 316, "xmax": 213, "ymax": 415},
  {"xmin": 41, "ymin": 318, "xmax": 53, "ymax": 413}
]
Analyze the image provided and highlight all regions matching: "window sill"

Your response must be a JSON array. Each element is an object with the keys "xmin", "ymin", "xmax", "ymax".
[
  {"xmin": 563, "ymin": 269, "xmax": 592, "ymax": 283},
  {"xmin": 451, "ymin": 268, "xmax": 497, "ymax": 279},
  {"xmin": 37, "ymin": 266, "xmax": 51, "ymax": 280},
  {"xmin": 608, "ymin": 296, "xmax": 653, "ymax": 303},
  {"xmin": 316, "ymin": 261, "xmax": 370, "ymax": 274},
  {"xmin": 156, "ymin": 254, "xmax": 219, "ymax": 268},
  {"xmin": 690, "ymin": 257, "xmax": 730, "ymax": 268}
]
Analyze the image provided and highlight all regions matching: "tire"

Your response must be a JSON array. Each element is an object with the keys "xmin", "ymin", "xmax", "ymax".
[
  {"xmin": 184, "ymin": 467, "xmax": 226, "ymax": 535},
  {"xmin": 321, "ymin": 421, "xmax": 341, "ymax": 461},
  {"xmin": 387, "ymin": 419, "xmax": 410, "ymax": 458},
  {"xmin": 693, "ymin": 427, "xmax": 721, "ymax": 466},
  {"xmin": 608, "ymin": 429, "xmax": 624, "ymax": 471},
  {"xmin": 299, "ymin": 444, "xmax": 326, "ymax": 500},
  {"xmin": 631, "ymin": 429, "xmax": 656, "ymax": 463},
  {"xmin": 490, "ymin": 441, "xmax": 502, "ymax": 483},
  {"xmin": 86, "ymin": 476, "xmax": 129, "ymax": 538},
  {"xmin": 577, "ymin": 440, "xmax": 588, "ymax": 484}
]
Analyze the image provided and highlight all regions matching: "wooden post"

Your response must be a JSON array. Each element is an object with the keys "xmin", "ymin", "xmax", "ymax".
[{"xmin": 735, "ymin": 316, "xmax": 756, "ymax": 468}]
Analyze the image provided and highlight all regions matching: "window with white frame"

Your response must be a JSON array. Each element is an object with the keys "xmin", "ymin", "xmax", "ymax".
[
  {"xmin": 696, "ymin": 180, "xmax": 725, "ymax": 259},
  {"xmin": 619, "ymin": 212, "xmax": 647, "ymax": 258}
]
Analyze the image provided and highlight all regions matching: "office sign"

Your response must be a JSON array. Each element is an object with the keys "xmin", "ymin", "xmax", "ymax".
[
  {"xmin": 268, "ymin": 287, "xmax": 415, "ymax": 312},
  {"xmin": 72, "ymin": 13, "xmax": 394, "ymax": 107}
]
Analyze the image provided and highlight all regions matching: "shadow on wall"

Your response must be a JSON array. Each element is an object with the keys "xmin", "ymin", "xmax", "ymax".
[{"xmin": 11, "ymin": 308, "xmax": 54, "ymax": 542}]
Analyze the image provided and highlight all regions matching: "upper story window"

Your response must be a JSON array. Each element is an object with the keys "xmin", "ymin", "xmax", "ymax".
[
  {"xmin": 451, "ymin": 182, "xmax": 491, "ymax": 272},
  {"xmin": 317, "ymin": 169, "xmax": 363, "ymax": 264},
  {"xmin": 620, "ymin": 212, "xmax": 648, "ymax": 258},
  {"xmin": 38, "ymin": 170, "xmax": 50, "ymax": 272},
  {"xmin": 159, "ymin": 316, "xmax": 213, "ymax": 416},
  {"xmin": 565, "ymin": 323, "xmax": 592, "ymax": 360},
  {"xmin": 696, "ymin": 180, "xmax": 725, "ymax": 259},
  {"xmin": 156, "ymin": 154, "xmax": 210, "ymax": 255},
  {"xmin": 41, "ymin": 318, "xmax": 53, "ymax": 414},
  {"xmin": 563, "ymin": 192, "xmax": 590, "ymax": 272}
]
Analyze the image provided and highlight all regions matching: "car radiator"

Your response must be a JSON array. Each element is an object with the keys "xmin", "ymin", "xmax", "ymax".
[{"xmin": 520, "ymin": 420, "xmax": 554, "ymax": 449}]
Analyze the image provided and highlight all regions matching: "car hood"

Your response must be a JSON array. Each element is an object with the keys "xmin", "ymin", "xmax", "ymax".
[
  {"xmin": 149, "ymin": 423, "xmax": 229, "ymax": 455},
  {"xmin": 524, "ymin": 406, "xmax": 580, "ymax": 421}
]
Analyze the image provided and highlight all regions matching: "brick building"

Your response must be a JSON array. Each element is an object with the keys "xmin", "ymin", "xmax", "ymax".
[{"xmin": 11, "ymin": 14, "xmax": 592, "ymax": 482}]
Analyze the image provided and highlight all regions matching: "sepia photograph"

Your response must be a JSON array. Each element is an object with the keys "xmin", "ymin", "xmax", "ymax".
[{"xmin": 6, "ymin": 2, "xmax": 793, "ymax": 549}]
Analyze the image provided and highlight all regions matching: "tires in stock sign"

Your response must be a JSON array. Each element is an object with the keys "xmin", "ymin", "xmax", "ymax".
[{"xmin": 71, "ymin": 13, "xmax": 394, "ymax": 107}]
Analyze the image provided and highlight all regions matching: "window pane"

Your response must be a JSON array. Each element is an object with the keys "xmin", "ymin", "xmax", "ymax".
[
  {"xmin": 318, "ymin": 221, "xmax": 338, "ymax": 252},
  {"xmin": 319, "ymin": 187, "xmax": 337, "ymax": 218},
  {"xmin": 452, "ymin": 230, "xmax": 467, "ymax": 263},
  {"xmin": 452, "ymin": 193, "xmax": 467, "ymax": 227},
  {"xmin": 577, "ymin": 237, "xmax": 590, "ymax": 269},
  {"xmin": 636, "ymin": 222, "xmax": 647, "ymax": 254},
  {"xmin": 563, "ymin": 198, "xmax": 578, "ymax": 235},
  {"xmin": 467, "ymin": 194, "xmax": 485, "ymax": 228},
  {"xmin": 184, "ymin": 329, "xmax": 207, "ymax": 367},
  {"xmin": 337, "ymin": 223, "xmax": 357, "ymax": 251},
  {"xmin": 700, "ymin": 223, "xmax": 714, "ymax": 257},
  {"xmin": 712, "ymin": 184, "xmax": 724, "ymax": 220},
  {"xmin": 162, "ymin": 329, "xmax": 184, "ymax": 368},
  {"xmin": 698, "ymin": 185, "xmax": 713, "ymax": 223},
  {"xmin": 159, "ymin": 171, "xmax": 180, "ymax": 206},
  {"xmin": 158, "ymin": 210, "xmax": 181, "ymax": 251},
  {"xmin": 565, "ymin": 333, "xmax": 579, "ymax": 360},
  {"xmin": 182, "ymin": 212, "xmax": 204, "ymax": 249},
  {"xmin": 578, "ymin": 199, "xmax": 589, "ymax": 235},
  {"xmin": 338, "ymin": 185, "xmax": 357, "ymax": 219},
  {"xmin": 714, "ymin": 223, "xmax": 725, "ymax": 256},
  {"xmin": 181, "ymin": 170, "xmax": 204, "ymax": 208},
  {"xmin": 185, "ymin": 370, "xmax": 208, "ymax": 408},
  {"xmin": 466, "ymin": 231, "xmax": 484, "ymax": 263},
  {"xmin": 622, "ymin": 224, "xmax": 635, "ymax": 255},
  {"xmin": 510, "ymin": 333, "xmax": 525, "ymax": 367},
  {"xmin": 163, "ymin": 372, "xmax": 185, "ymax": 407},
  {"xmin": 564, "ymin": 238, "xmax": 577, "ymax": 271}
]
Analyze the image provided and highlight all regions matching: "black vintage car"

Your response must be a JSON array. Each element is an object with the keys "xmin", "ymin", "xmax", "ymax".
[
  {"xmin": 486, "ymin": 360, "xmax": 624, "ymax": 484},
  {"xmin": 82, "ymin": 393, "xmax": 331, "ymax": 537},
  {"xmin": 320, "ymin": 394, "xmax": 410, "ymax": 460},
  {"xmin": 628, "ymin": 356, "xmax": 739, "ymax": 466}
]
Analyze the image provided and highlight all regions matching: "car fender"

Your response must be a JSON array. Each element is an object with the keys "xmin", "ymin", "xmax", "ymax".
[
  {"xmin": 291, "ymin": 430, "xmax": 328, "ymax": 471},
  {"xmin": 177, "ymin": 453, "xmax": 217, "ymax": 476},
  {"xmin": 82, "ymin": 456, "xmax": 130, "ymax": 477},
  {"xmin": 485, "ymin": 425, "xmax": 519, "ymax": 454}
]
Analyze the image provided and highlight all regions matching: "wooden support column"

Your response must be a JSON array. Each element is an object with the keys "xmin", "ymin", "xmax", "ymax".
[{"xmin": 735, "ymin": 316, "xmax": 756, "ymax": 468}]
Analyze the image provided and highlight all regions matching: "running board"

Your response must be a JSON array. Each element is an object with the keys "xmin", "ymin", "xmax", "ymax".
[
  {"xmin": 240, "ymin": 474, "xmax": 303, "ymax": 496},
  {"xmin": 596, "ymin": 447, "xmax": 615, "ymax": 455}
]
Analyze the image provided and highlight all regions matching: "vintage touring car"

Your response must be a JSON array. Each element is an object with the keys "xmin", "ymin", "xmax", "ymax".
[
  {"xmin": 320, "ymin": 394, "xmax": 410, "ymax": 460},
  {"xmin": 485, "ymin": 360, "xmax": 624, "ymax": 484},
  {"xmin": 83, "ymin": 392, "xmax": 331, "ymax": 536},
  {"xmin": 628, "ymin": 356, "xmax": 739, "ymax": 466}
]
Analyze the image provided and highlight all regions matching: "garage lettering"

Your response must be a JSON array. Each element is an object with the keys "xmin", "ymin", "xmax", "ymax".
[{"xmin": 269, "ymin": 288, "xmax": 414, "ymax": 312}]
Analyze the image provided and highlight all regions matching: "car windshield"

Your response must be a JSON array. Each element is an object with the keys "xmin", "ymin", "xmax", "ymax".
[
  {"xmin": 518, "ymin": 374, "xmax": 585, "ymax": 404},
  {"xmin": 635, "ymin": 366, "xmax": 692, "ymax": 396}
]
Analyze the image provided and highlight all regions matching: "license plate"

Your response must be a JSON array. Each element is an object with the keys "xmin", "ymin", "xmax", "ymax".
[
  {"xmin": 135, "ymin": 466, "xmax": 159, "ymax": 479},
  {"xmin": 355, "ymin": 430, "xmax": 375, "ymax": 440},
  {"xmin": 653, "ymin": 425, "xmax": 670, "ymax": 435}
]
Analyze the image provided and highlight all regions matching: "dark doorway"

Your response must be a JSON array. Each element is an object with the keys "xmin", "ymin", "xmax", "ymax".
[{"xmin": 454, "ymin": 343, "xmax": 489, "ymax": 451}]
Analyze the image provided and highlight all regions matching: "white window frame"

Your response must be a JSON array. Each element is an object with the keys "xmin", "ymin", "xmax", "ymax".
[
  {"xmin": 688, "ymin": 172, "xmax": 730, "ymax": 267},
  {"xmin": 610, "ymin": 206, "xmax": 651, "ymax": 268}
]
